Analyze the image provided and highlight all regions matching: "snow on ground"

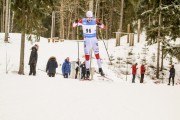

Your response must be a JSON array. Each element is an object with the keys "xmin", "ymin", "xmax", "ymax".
[{"xmin": 0, "ymin": 32, "xmax": 180, "ymax": 120}]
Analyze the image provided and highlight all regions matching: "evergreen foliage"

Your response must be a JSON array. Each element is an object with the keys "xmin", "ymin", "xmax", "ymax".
[
  {"xmin": 137, "ymin": 0, "xmax": 180, "ymax": 61},
  {"xmin": 11, "ymin": 0, "xmax": 58, "ymax": 35}
]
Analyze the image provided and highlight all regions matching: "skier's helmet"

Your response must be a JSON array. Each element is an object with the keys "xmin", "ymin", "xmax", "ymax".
[{"xmin": 86, "ymin": 11, "xmax": 93, "ymax": 17}]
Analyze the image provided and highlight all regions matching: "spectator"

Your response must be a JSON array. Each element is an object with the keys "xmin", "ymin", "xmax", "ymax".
[
  {"xmin": 140, "ymin": 63, "xmax": 146, "ymax": 83},
  {"xmin": 168, "ymin": 65, "xmax": 175, "ymax": 86},
  {"xmin": 46, "ymin": 56, "xmax": 58, "ymax": 77},
  {"xmin": 132, "ymin": 63, "xmax": 138, "ymax": 83},
  {"xmin": 62, "ymin": 57, "xmax": 71, "ymax": 78},
  {"xmin": 75, "ymin": 59, "xmax": 81, "ymax": 79},
  {"xmin": 28, "ymin": 45, "xmax": 38, "ymax": 76},
  {"xmin": 80, "ymin": 61, "xmax": 86, "ymax": 80}
]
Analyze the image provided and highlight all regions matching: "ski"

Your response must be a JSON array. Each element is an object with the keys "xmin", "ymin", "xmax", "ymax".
[{"xmin": 97, "ymin": 75, "xmax": 113, "ymax": 81}]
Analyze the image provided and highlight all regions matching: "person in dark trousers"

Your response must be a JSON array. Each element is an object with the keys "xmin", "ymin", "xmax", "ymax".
[
  {"xmin": 132, "ymin": 63, "xmax": 138, "ymax": 83},
  {"xmin": 46, "ymin": 56, "xmax": 58, "ymax": 77},
  {"xmin": 75, "ymin": 59, "xmax": 81, "ymax": 79},
  {"xmin": 168, "ymin": 65, "xmax": 175, "ymax": 86},
  {"xmin": 140, "ymin": 63, "xmax": 145, "ymax": 83},
  {"xmin": 62, "ymin": 57, "xmax": 71, "ymax": 78},
  {"xmin": 80, "ymin": 61, "xmax": 86, "ymax": 80},
  {"xmin": 28, "ymin": 45, "xmax": 38, "ymax": 76}
]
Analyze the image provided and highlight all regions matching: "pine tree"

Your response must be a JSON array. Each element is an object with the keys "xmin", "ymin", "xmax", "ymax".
[{"xmin": 11, "ymin": 0, "xmax": 57, "ymax": 74}]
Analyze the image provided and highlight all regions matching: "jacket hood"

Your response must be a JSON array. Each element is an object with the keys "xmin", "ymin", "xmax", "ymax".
[{"xmin": 49, "ymin": 56, "xmax": 56, "ymax": 60}]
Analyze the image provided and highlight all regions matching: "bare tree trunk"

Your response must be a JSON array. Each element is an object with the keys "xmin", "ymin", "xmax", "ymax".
[
  {"xmin": 60, "ymin": 0, "xmax": 64, "ymax": 41},
  {"xmin": 89, "ymin": 0, "xmax": 93, "ymax": 11},
  {"xmin": 109, "ymin": 0, "xmax": 113, "ymax": 39},
  {"xmin": 148, "ymin": 15, "xmax": 151, "ymax": 27},
  {"xmin": 94, "ymin": 0, "xmax": 99, "ymax": 18},
  {"xmin": 116, "ymin": 0, "xmax": 124, "ymax": 46},
  {"xmin": 1, "ymin": 7, "xmax": 3, "ymax": 32},
  {"xmin": 67, "ymin": 11, "xmax": 73, "ymax": 40},
  {"xmin": 1, "ymin": 0, "xmax": 5, "ymax": 32},
  {"xmin": 137, "ymin": 19, "xmax": 141, "ymax": 43},
  {"xmin": 51, "ymin": 11, "xmax": 55, "ymax": 38},
  {"xmin": 160, "ymin": 45, "xmax": 164, "ymax": 71},
  {"xmin": 18, "ymin": 30, "xmax": 25, "ymax": 75},
  {"xmin": 8, "ymin": 0, "xmax": 11, "ymax": 33},
  {"xmin": 10, "ymin": 11, "xmax": 14, "ymax": 32},
  {"xmin": 18, "ymin": 4, "xmax": 26, "ymax": 75},
  {"xmin": 72, "ymin": 0, "xmax": 78, "ymax": 40},
  {"xmin": 156, "ymin": 0, "xmax": 162, "ymax": 79},
  {"xmin": 127, "ymin": 24, "xmax": 130, "ymax": 43},
  {"xmin": 4, "ymin": 0, "xmax": 9, "ymax": 42}
]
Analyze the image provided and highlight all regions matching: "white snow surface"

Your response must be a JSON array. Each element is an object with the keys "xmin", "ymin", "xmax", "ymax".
[{"xmin": 0, "ymin": 33, "xmax": 180, "ymax": 120}]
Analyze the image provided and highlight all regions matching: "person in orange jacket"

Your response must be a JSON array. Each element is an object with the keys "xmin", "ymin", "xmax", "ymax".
[
  {"xmin": 132, "ymin": 63, "xmax": 138, "ymax": 83},
  {"xmin": 140, "ymin": 63, "xmax": 146, "ymax": 83}
]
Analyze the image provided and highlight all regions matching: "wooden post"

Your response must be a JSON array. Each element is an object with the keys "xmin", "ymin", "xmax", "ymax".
[
  {"xmin": 137, "ymin": 19, "xmax": 141, "ymax": 43},
  {"xmin": 127, "ymin": 24, "xmax": 130, "ymax": 43},
  {"xmin": 90, "ymin": 67, "xmax": 95, "ymax": 80}
]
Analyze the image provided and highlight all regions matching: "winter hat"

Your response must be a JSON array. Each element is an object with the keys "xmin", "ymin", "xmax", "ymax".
[
  {"xmin": 34, "ymin": 44, "xmax": 39, "ymax": 50},
  {"xmin": 86, "ymin": 11, "xmax": 93, "ymax": 17},
  {"xmin": 66, "ymin": 57, "xmax": 70, "ymax": 61}
]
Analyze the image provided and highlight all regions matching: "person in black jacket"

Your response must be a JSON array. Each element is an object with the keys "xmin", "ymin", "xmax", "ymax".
[
  {"xmin": 80, "ymin": 61, "xmax": 86, "ymax": 80},
  {"xmin": 28, "ymin": 46, "xmax": 38, "ymax": 76},
  {"xmin": 75, "ymin": 59, "xmax": 81, "ymax": 79},
  {"xmin": 46, "ymin": 56, "xmax": 58, "ymax": 77},
  {"xmin": 168, "ymin": 65, "xmax": 175, "ymax": 86}
]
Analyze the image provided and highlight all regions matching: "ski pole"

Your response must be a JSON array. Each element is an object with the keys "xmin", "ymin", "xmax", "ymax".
[{"xmin": 99, "ymin": 29, "xmax": 112, "ymax": 65}]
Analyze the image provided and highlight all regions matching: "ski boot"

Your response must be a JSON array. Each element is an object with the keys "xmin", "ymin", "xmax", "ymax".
[{"xmin": 99, "ymin": 68, "xmax": 105, "ymax": 76}]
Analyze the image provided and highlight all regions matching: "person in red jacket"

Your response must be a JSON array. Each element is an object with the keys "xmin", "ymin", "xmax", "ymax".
[
  {"xmin": 132, "ymin": 63, "xmax": 138, "ymax": 83},
  {"xmin": 140, "ymin": 63, "xmax": 146, "ymax": 83}
]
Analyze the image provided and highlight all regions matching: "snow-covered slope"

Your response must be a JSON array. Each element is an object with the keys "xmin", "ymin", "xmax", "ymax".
[{"xmin": 0, "ymin": 33, "xmax": 180, "ymax": 120}]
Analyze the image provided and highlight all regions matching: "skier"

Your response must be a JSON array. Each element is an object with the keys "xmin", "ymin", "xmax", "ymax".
[
  {"xmin": 28, "ymin": 45, "xmax": 38, "ymax": 76},
  {"xmin": 46, "ymin": 56, "xmax": 58, "ymax": 77},
  {"xmin": 73, "ymin": 10, "xmax": 106, "ymax": 79},
  {"xmin": 168, "ymin": 65, "xmax": 175, "ymax": 86},
  {"xmin": 62, "ymin": 57, "xmax": 71, "ymax": 78}
]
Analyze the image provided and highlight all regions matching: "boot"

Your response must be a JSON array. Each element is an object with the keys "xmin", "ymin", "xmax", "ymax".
[{"xmin": 99, "ymin": 68, "xmax": 105, "ymax": 76}]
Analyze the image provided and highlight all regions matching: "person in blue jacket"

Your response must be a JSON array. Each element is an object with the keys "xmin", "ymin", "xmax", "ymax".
[{"xmin": 62, "ymin": 57, "xmax": 71, "ymax": 78}]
